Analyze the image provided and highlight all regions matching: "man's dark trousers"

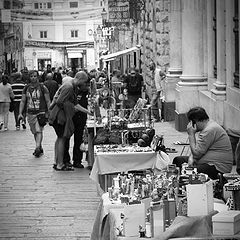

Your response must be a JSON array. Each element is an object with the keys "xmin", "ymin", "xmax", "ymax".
[{"xmin": 64, "ymin": 113, "xmax": 87, "ymax": 166}]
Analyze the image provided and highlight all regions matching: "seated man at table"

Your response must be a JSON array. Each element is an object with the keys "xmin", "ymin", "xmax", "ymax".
[{"xmin": 173, "ymin": 107, "xmax": 233, "ymax": 180}]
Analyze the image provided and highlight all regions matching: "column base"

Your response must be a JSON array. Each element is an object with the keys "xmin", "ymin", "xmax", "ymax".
[
  {"xmin": 175, "ymin": 110, "xmax": 188, "ymax": 132},
  {"xmin": 163, "ymin": 101, "xmax": 175, "ymax": 121}
]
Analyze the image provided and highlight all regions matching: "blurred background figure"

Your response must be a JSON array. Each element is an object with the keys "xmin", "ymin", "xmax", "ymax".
[
  {"xmin": 0, "ymin": 75, "xmax": 14, "ymax": 131},
  {"xmin": 11, "ymin": 72, "xmax": 27, "ymax": 130},
  {"xmin": 43, "ymin": 72, "xmax": 59, "ymax": 102},
  {"xmin": 123, "ymin": 67, "xmax": 144, "ymax": 108}
]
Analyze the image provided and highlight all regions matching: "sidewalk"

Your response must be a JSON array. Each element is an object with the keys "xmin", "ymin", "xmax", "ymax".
[{"xmin": 0, "ymin": 113, "xmax": 188, "ymax": 239}]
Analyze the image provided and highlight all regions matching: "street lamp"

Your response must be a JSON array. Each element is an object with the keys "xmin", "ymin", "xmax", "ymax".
[
  {"xmin": 96, "ymin": 24, "xmax": 102, "ymax": 38},
  {"xmin": 101, "ymin": 8, "xmax": 107, "ymax": 27}
]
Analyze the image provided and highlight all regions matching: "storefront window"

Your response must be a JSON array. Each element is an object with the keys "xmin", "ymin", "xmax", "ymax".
[
  {"xmin": 233, "ymin": 0, "xmax": 239, "ymax": 88},
  {"xmin": 38, "ymin": 59, "xmax": 51, "ymax": 71}
]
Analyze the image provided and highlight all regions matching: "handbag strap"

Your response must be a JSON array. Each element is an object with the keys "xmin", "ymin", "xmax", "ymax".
[{"xmin": 29, "ymin": 88, "xmax": 37, "ymax": 111}]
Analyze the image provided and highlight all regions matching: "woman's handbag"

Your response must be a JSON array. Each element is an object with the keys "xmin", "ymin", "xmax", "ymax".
[{"xmin": 37, "ymin": 112, "xmax": 48, "ymax": 127}]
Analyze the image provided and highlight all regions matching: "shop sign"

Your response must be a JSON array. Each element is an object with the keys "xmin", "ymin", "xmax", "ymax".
[
  {"xmin": 37, "ymin": 52, "xmax": 52, "ymax": 59},
  {"xmin": 108, "ymin": 0, "xmax": 130, "ymax": 26},
  {"xmin": 24, "ymin": 40, "xmax": 94, "ymax": 49}
]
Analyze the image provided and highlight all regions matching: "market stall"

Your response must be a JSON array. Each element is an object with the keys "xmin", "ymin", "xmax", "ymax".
[
  {"xmin": 90, "ymin": 164, "xmax": 240, "ymax": 240},
  {"xmin": 89, "ymin": 144, "xmax": 170, "ymax": 191}
]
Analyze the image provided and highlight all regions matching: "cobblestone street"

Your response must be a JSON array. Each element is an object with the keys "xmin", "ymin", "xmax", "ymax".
[
  {"xmin": 0, "ymin": 113, "xmax": 188, "ymax": 239},
  {"xmin": 0, "ymin": 114, "xmax": 100, "ymax": 239}
]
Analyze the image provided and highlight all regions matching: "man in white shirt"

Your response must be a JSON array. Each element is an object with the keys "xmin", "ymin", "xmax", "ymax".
[{"xmin": 149, "ymin": 61, "xmax": 166, "ymax": 122}]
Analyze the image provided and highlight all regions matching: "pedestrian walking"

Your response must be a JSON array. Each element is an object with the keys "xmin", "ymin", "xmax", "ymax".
[
  {"xmin": 48, "ymin": 71, "xmax": 93, "ymax": 171},
  {"xmin": 18, "ymin": 70, "xmax": 51, "ymax": 157},
  {"xmin": 43, "ymin": 72, "xmax": 59, "ymax": 101},
  {"xmin": 11, "ymin": 72, "xmax": 27, "ymax": 130},
  {"xmin": 0, "ymin": 75, "xmax": 14, "ymax": 131},
  {"xmin": 149, "ymin": 61, "xmax": 166, "ymax": 122},
  {"xmin": 123, "ymin": 67, "xmax": 144, "ymax": 108}
]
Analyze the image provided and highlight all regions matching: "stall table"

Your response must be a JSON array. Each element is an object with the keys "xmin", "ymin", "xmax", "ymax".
[
  {"xmin": 86, "ymin": 119, "xmax": 105, "ymax": 168},
  {"xmin": 89, "ymin": 146, "xmax": 169, "ymax": 191}
]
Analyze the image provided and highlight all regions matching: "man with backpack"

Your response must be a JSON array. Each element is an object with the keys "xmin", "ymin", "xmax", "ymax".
[{"xmin": 123, "ymin": 68, "xmax": 144, "ymax": 108}]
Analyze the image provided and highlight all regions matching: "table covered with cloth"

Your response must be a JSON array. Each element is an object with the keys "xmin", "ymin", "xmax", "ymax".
[
  {"xmin": 92, "ymin": 204, "xmax": 236, "ymax": 240},
  {"xmin": 90, "ymin": 193, "xmax": 224, "ymax": 240},
  {"xmin": 89, "ymin": 150, "xmax": 170, "ymax": 189}
]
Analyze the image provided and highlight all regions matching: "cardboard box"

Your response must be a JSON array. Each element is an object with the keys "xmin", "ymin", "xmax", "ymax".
[
  {"xmin": 123, "ymin": 203, "xmax": 145, "ymax": 237},
  {"xmin": 150, "ymin": 202, "xmax": 164, "ymax": 237},
  {"xmin": 186, "ymin": 181, "xmax": 214, "ymax": 216},
  {"xmin": 212, "ymin": 211, "xmax": 240, "ymax": 235}
]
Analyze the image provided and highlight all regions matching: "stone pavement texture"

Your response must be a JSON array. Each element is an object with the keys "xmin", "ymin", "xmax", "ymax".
[{"xmin": 0, "ymin": 113, "xmax": 187, "ymax": 239}]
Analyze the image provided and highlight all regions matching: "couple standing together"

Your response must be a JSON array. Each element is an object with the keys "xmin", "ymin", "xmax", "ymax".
[{"xmin": 18, "ymin": 70, "xmax": 92, "ymax": 170}]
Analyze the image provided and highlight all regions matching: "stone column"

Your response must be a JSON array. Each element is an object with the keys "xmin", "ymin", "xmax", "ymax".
[
  {"xmin": 175, "ymin": 0, "xmax": 208, "ymax": 131},
  {"xmin": 210, "ymin": 0, "xmax": 226, "ymax": 125},
  {"xmin": 165, "ymin": 0, "xmax": 182, "ymax": 121}
]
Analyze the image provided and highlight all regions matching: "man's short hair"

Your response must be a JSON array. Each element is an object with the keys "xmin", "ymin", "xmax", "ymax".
[
  {"xmin": 187, "ymin": 107, "xmax": 209, "ymax": 122},
  {"xmin": 75, "ymin": 71, "xmax": 88, "ymax": 81}
]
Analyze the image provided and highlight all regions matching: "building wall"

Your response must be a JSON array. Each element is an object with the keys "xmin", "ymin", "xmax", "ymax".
[
  {"xmin": 140, "ymin": 0, "xmax": 170, "ymax": 95},
  {"xmin": 111, "ymin": 0, "xmax": 240, "ymax": 130}
]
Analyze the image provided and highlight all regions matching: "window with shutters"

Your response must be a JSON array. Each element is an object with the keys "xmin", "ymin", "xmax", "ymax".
[
  {"xmin": 70, "ymin": 2, "xmax": 78, "ymax": 8},
  {"xmin": 71, "ymin": 30, "xmax": 78, "ymax": 38},
  {"xmin": 40, "ymin": 31, "xmax": 47, "ymax": 39},
  {"xmin": 34, "ymin": 2, "xmax": 52, "ymax": 9},
  {"xmin": 233, "ymin": 0, "xmax": 239, "ymax": 88}
]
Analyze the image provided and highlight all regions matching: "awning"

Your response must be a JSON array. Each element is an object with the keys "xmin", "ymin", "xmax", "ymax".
[{"xmin": 100, "ymin": 46, "xmax": 140, "ymax": 61}]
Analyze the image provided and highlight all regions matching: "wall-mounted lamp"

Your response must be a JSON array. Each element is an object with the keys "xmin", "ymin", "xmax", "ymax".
[{"xmin": 101, "ymin": 8, "xmax": 107, "ymax": 27}]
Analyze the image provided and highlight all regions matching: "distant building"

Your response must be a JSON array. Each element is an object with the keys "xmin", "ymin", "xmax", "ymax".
[
  {"xmin": 0, "ymin": 0, "xmax": 24, "ymax": 74},
  {"xmin": 21, "ymin": 0, "xmax": 104, "ymax": 71}
]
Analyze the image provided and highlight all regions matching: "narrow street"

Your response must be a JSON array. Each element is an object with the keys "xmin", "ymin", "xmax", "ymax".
[
  {"xmin": 0, "ymin": 113, "xmax": 188, "ymax": 239},
  {"xmin": 0, "ymin": 114, "xmax": 100, "ymax": 239}
]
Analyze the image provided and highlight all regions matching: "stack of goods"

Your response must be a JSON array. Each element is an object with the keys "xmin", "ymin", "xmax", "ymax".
[
  {"xmin": 225, "ymin": 178, "xmax": 240, "ymax": 210},
  {"xmin": 106, "ymin": 166, "xmax": 180, "ymax": 238},
  {"xmin": 95, "ymin": 144, "xmax": 153, "ymax": 153}
]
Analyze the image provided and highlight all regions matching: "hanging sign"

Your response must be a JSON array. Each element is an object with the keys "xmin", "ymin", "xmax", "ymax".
[{"xmin": 108, "ymin": 0, "xmax": 130, "ymax": 26}]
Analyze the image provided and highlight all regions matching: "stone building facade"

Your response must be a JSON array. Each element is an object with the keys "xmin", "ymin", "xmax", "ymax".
[{"xmin": 111, "ymin": 0, "xmax": 239, "ymax": 132}]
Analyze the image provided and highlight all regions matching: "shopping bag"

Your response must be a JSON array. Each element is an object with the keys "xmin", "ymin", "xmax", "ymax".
[{"xmin": 154, "ymin": 150, "xmax": 172, "ymax": 172}]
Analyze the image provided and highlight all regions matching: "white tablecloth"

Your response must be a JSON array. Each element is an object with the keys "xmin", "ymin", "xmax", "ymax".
[{"xmin": 90, "ymin": 150, "xmax": 171, "ymax": 184}]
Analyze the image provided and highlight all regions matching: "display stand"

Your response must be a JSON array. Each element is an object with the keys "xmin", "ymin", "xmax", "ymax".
[{"xmin": 86, "ymin": 119, "xmax": 105, "ymax": 168}]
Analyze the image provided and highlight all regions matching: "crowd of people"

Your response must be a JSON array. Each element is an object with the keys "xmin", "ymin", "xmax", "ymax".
[{"xmin": 0, "ymin": 63, "xmax": 239, "ymax": 177}]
